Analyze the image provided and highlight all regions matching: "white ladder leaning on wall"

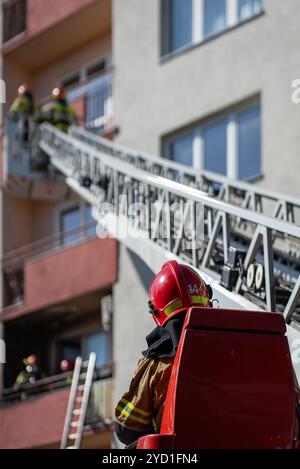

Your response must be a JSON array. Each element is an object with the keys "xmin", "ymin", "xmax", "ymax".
[{"xmin": 60, "ymin": 352, "xmax": 96, "ymax": 449}]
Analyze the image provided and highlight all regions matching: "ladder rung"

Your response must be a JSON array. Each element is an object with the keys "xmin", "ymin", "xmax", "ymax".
[
  {"xmin": 77, "ymin": 384, "xmax": 84, "ymax": 391},
  {"xmin": 80, "ymin": 372, "xmax": 87, "ymax": 379},
  {"xmin": 66, "ymin": 446, "xmax": 77, "ymax": 449},
  {"xmin": 68, "ymin": 433, "xmax": 79, "ymax": 440},
  {"xmin": 70, "ymin": 421, "xmax": 79, "ymax": 428},
  {"xmin": 72, "ymin": 409, "xmax": 82, "ymax": 415},
  {"xmin": 82, "ymin": 360, "xmax": 89, "ymax": 367},
  {"xmin": 75, "ymin": 396, "xmax": 82, "ymax": 403}
]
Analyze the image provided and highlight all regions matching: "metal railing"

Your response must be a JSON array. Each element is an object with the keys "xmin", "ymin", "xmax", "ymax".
[
  {"xmin": 39, "ymin": 124, "xmax": 300, "ymax": 324},
  {"xmin": 1, "ymin": 362, "xmax": 112, "ymax": 408},
  {"xmin": 3, "ymin": 0, "xmax": 26, "ymax": 43},
  {"xmin": 2, "ymin": 221, "xmax": 97, "ymax": 308}
]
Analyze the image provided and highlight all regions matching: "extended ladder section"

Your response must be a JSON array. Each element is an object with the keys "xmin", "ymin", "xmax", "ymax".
[
  {"xmin": 60, "ymin": 353, "xmax": 96, "ymax": 449},
  {"xmin": 39, "ymin": 124, "xmax": 300, "ymax": 328}
]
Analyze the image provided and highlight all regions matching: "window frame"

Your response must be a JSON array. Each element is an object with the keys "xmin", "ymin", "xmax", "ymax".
[
  {"xmin": 163, "ymin": 100, "xmax": 262, "ymax": 182},
  {"xmin": 55, "ymin": 200, "xmax": 97, "ymax": 247},
  {"xmin": 161, "ymin": 0, "xmax": 263, "ymax": 57}
]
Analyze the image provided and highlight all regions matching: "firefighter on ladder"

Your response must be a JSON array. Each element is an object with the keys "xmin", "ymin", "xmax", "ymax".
[
  {"xmin": 9, "ymin": 83, "xmax": 42, "ymax": 142},
  {"xmin": 42, "ymin": 85, "xmax": 77, "ymax": 133},
  {"xmin": 115, "ymin": 260, "xmax": 213, "ymax": 446}
]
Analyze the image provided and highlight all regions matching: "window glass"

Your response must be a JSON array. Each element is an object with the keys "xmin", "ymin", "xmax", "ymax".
[
  {"xmin": 239, "ymin": 0, "xmax": 262, "ymax": 21},
  {"xmin": 169, "ymin": 132, "xmax": 194, "ymax": 166},
  {"xmin": 204, "ymin": 0, "xmax": 226, "ymax": 38},
  {"xmin": 61, "ymin": 206, "xmax": 81, "ymax": 246},
  {"xmin": 170, "ymin": 0, "xmax": 193, "ymax": 51},
  {"xmin": 83, "ymin": 332, "xmax": 111, "ymax": 367},
  {"xmin": 237, "ymin": 104, "xmax": 261, "ymax": 180},
  {"xmin": 85, "ymin": 205, "xmax": 97, "ymax": 238},
  {"xmin": 203, "ymin": 118, "xmax": 227, "ymax": 175}
]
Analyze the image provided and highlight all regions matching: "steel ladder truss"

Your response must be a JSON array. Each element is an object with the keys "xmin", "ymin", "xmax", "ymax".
[
  {"xmin": 39, "ymin": 123, "xmax": 300, "ymax": 327},
  {"xmin": 70, "ymin": 126, "xmax": 300, "ymax": 226},
  {"xmin": 60, "ymin": 352, "xmax": 96, "ymax": 449}
]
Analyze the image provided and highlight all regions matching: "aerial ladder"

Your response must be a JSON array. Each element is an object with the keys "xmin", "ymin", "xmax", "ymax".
[{"xmin": 36, "ymin": 122, "xmax": 300, "ymax": 381}]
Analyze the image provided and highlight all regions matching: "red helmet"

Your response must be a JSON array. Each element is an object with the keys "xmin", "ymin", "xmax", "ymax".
[
  {"xmin": 148, "ymin": 260, "xmax": 212, "ymax": 326},
  {"xmin": 60, "ymin": 359, "xmax": 75, "ymax": 372},
  {"xmin": 52, "ymin": 85, "xmax": 65, "ymax": 100}
]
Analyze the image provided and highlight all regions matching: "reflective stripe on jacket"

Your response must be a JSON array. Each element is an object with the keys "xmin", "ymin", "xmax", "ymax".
[{"xmin": 115, "ymin": 356, "xmax": 173, "ymax": 434}]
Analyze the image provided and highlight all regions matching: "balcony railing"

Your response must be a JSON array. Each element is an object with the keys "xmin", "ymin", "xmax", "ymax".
[
  {"xmin": 66, "ymin": 72, "xmax": 113, "ymax": 133},
  {"xmin": 3, "ymin": 221, "xmax": 97, "ymax": 308},
  {"xmin": 3, "ymin": 0, "xmax": 26, "ymax": 43},
  {"xmin": 1, "ymin": 362, "xmax": 113, "ymax": 427}
]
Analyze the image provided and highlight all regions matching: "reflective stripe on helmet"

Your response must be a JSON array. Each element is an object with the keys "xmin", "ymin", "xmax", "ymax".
[
  {"xmin": 190, "ymin": 295, "xmax": 209, "ymax": 305},
  {"xmin": 164, "ymin": 299, "xmax": 183, "ymax": 316}
]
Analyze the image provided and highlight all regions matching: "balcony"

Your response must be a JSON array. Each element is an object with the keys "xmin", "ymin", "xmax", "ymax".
[
  {"xmin": 2, "ymin": 224, "xmax": 117, "ymax": 321},
  {"xmin": 2, "ymin": 0, "xmax": 112, "ymax": 71},
  {"xmin": 0, "ymin": 365, "xmax": 113, "ymax": 448},
  {"xmin": 2, "ymin": 0, "xmax": 26, "ymax": 44}
]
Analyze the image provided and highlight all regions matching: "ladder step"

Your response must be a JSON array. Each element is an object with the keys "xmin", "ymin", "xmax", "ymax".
[
  {"xmin": 75, "ymin": 396, "xmax": 82, "ymax": 403},
  {"xmin": 68, "ymin": 433, "xmax": 79, "ymax": 440},
  {"xmin": 72, "ymin": 409, "xmax": 82, "ymax": 415},
  {"xmin": 82, "ymin": 360, "xmax": 89, "ymax": 367},
  {"xmin": 66, "ymin": 446, "xmax": 77, "ymax": 449},
  {"xmin": 70, "ymin": 421, "xmax": 79, "ymax": 428},
  {"xmin": 77, "ymin": 384, "xmax": 84, "ymax": 391},
  {"xmin": 80, "ymin": 372, "xmax": 87, "ymax": 379}
]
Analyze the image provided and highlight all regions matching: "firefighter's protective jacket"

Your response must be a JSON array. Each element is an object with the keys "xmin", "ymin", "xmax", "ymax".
[
  {"xmin": 115, "ymin": 356, "xmax": 173, "ymax": 435},
  {"xmin": 115, "ymin": 312, "xmax": 186, "ymax": 445},
  {"xmin": 42, "ymin": 99, "xmax": 77, "ymax": 132}
]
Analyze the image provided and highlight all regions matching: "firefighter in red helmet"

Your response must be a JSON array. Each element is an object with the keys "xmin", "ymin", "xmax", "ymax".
[
  {"xmin": 42, "ymin": 85, "xmax": 77, "ymax": 133},
  {"xmin": 115, "ymin": 260, "xmax": 212, "ymax": 446}
]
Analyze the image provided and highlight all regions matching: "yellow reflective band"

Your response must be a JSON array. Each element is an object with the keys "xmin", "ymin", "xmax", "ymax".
[
  {"xmin": 120, "ymin": 397, "xmax": 152, "ymax": 417},
  {"xmin": 116, "ymin": 406, "xmax": 151, "ymax": 425},
  {"xmin": 164, "ymin": 299, "xmax": 183, "ymax": 316},
  {"xmin": 191, "ymin": 295, "xmax": 209, "ymax": 305}
]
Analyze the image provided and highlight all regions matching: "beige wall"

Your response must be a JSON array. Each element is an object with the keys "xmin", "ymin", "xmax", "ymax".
[{"xmin": 113, "ymin": 0, "xmax": 300, "ymax": 197}]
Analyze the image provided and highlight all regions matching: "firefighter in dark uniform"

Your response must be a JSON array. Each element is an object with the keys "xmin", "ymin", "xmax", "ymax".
[
  {"xmin": 43, "ymin": 86, "xmax": 77, "ymax": 133},
  {"xmin": 115, "ymin": 260, "xmax": 213, "ymax": 446}
]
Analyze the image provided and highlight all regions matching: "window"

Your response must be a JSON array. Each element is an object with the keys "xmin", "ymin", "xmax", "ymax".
[
  {"xmin": 239, "ymin": 0, "xmax": 262, "ymax": 21},
  {"xmin": 83, "ymin": 332, "xmax": 111, "ymax": 367},
  {"xmin": 60, "ymin": 206, "xmax": 82, "ymax": 246},
  {"xmin": 170, "ymin": 0, "xmax": 193, "ymax": 51},
  {"xmin": 162, "ymin": 0, "xmax": 263, "ymax": 55},
  {"xmin": 203, "ymin": 117, "xmax": 227, "ymax": 175},
  {"xmin": 165, "ymin": 102, "xmax": 261, "ymax": 181},
  {"xmin": 59, "ymin": 203, "xmax": 97, "ymax": 246},
  {"xmin": 204, "ymin": 0, "xmax": 226, "ymax": 38},
  {"xmin": 237, "ymin": 104, "xmax": 261, "ymax": 180},
  {"xmin": 169, "ymin": 132, "xmax": 194, "ymax": 166}
]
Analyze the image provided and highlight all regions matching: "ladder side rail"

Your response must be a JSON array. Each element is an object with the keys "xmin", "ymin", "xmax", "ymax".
[
  {"xmin": 74, "ymin": 352, "xmax": 97, "ymax": 449},
  {"xmin": 60, "ymin": 356, "xmax": 83, "ymax": 449}
]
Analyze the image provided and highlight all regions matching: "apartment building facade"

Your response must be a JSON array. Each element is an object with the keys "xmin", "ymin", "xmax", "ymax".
[
  {"xmin": 112, "ymin": 0, "xmax": 300, "ymax": 409},
  {"xmin": 1, "ymin": 0, "xmax": 300, "ymax": 449}
]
